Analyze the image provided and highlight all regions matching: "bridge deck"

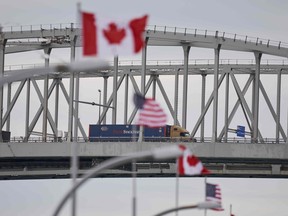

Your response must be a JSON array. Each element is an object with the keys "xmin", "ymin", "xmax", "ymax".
[{"xmin": 0, "ymin": 142, "xmax": 287, "ymax": 180}]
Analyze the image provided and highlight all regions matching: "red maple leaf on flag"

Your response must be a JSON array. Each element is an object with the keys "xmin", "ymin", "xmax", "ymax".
[{"xmin": 103, "ymin": 23, "xmax": 126, "ymax": 44}]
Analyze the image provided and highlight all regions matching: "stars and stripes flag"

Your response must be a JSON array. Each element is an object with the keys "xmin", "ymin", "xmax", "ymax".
[
  {"xmin": 81, "ymin": 11, "xmax": 148, "ymax": 57},
  {"xmin": 178, "ymin": 145, "xmax": 210, "ymax": 175},
  {"xmin": 133, "ymin": 93, "xmax": 167, "ymax": 128},
  {"xmin": 206, "ymin": 183, "xmax": 224, "ymax": 211}
]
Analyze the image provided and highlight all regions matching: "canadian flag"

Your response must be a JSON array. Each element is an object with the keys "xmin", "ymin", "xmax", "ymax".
[
  {"xmin": 178, "ymin": 145, "xmax": 210, "ymax": 176},
  {"xmin": 81, "ymin": 12, "xmax": 148, "ymax": 57}
]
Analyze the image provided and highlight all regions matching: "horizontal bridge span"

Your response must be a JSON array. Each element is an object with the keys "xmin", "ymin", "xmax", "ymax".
[
  {"xmin": 1, "ymin": 142, "xmax": 287, "ymax": 159},
  {"xmin": 0, "ymin": 142, "xmax": 287, "ymax": 180}
]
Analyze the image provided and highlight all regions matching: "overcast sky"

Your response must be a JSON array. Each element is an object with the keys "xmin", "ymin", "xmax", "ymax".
[{"xmin": 0, "ymin": 1, "xmax": 288, "ymax": 216}]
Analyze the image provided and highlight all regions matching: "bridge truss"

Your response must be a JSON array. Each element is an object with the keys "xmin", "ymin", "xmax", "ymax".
[{"xmin": 1, "ymin": 24, "xmax": 288, "ymax": 179}]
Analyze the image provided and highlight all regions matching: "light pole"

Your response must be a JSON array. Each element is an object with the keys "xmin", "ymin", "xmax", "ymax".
[
  {"xmin": 98, "ymin": 89, "xmax": 101, "ymax": 124},
  {"xmin": 52, "ymin": 145, "xmax": 183, "ymax": 216},
  {"xmin": 153, "ymin": 201, "xmax": 221, "ymax": 216}
]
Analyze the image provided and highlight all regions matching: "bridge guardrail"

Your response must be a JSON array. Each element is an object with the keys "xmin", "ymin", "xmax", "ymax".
[
  {"xmin": 2, "ymin": 23, "xmax": 288, "ymax": 49},
  {"xmin": 146, "ymin": 25, "xmax": 288, "ymax": 49},
  {"xmin": 4, "ymin": 59, "xmax": 288, "ymax": 72},
  {"xmin": 7, "ymin": 136, "xmax": 287, "ymax": 144}
]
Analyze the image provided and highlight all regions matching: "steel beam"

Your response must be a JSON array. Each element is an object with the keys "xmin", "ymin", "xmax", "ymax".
[
  {"xmin": 174, "ymin": 69, "xmax": 179, "ymax": 125},
  {"xmin": 6, "ymin": 83, "xmax": 11, "ymax": 132},
  {"xmin": 112, "ymin": 56, "xmax": 118, "ymax": 124},
  {"xmin": 212, "ymin": 45, "xmax": 221, "ymax": 142},
  {"xmin": 42, "ymin": 47, "xmax": 52, "ymax": 142},
  {"xmin": 0, "ymin": 39, "xmax": 6, "ymax": 142},
  {"xmin": 200, "ymin": 74, "xmax": 207, "ymax": 142},
  {"xmin": 276, "ymin": 69, "xmax": 282, "ymax": 142},
  {"xmin": 103, "ymin": 76, "xmax": 108, "ymax": 124},
  {"xmin": 252, "ymin": 52, "xmax": 262, "ymax": 142},
  {"xmin": 182, "ymin": 45, "xmax": 190, "ymax": 129},
  {"xmin": 24, "ymin": 79, "xmax": 30, "ymax": 142}
]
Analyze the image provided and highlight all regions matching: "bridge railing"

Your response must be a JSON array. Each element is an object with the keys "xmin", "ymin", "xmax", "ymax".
[
  {"xmin": 4, "ymin": 59, "xmax": 288, "ymax": 72},
  {"xmin": 1, "ymin": 23, "xmax": 78, "ymax": 33},
  {"xmin": 146, "ymin": 25, "xmax": 288, "ymax": 49},
  {"xmin": 8, "ymin": 136, "xmax": 287, "ymax": 144},
  {"xmin": 2, "ymin": 23, "xmax": 288, "ymax": 49}
]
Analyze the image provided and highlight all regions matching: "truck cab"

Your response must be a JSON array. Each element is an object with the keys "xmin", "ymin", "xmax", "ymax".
[{"xmin": 169, "ymin": 125, "xmax": 195, "ymax": 142}]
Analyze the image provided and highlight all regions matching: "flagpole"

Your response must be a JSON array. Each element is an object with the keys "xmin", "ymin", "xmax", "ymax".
[
  {"xmin": 132, "ymin": 159, "xmax": 137, "ymax": 216},
  {"xmin": 204, "ymin": 177, "xmax": 207, "ymax": 216},
  {"xmin": 230, "ymin": 204, "xmax": 232, "ymax": 216},
  {"xmin": 132, "ymin": 124, "xmax": 138, "ymax": 216},
  {"xmin": 138, "ymin": 125, "xmax": 144, "ymax": 142},
  {"xmin": 175, "ymin": 158, "xmax": 179, "ymax": 216},
  {"xmin": 71, "ymin": 3, "xmax": 81, "ymax": 216}
]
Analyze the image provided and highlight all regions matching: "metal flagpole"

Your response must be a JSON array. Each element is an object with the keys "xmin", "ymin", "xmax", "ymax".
[
  {"xmin": 132, "ymin": 124, "xmax": 138, "ymax": 216},
  {"xmin": 204, "ymin": 177, "xmax": 207, "ymax": 216},
  {"xmin": 175, "ymin": 159, "xmax": 179, "ymax": 216},
  {"xmin": 71, "ymin": 3, "xmax": 81, "ymax": 216},
  {"xmin": 132, "ymin": 159, "xmax": 137, "ymax": 216}
]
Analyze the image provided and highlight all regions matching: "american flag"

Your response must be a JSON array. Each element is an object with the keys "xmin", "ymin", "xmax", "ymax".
[
  {"xmin": 206, "ymin": 183, "xmax": 224, "ymax": 211},
  {"xmin": 134, "ymin": 93, "xmax": 167, "ymax": 128}
]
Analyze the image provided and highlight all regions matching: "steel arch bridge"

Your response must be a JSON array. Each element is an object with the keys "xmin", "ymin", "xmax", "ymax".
[
  {"xmin": 1, "ymin": 24, "xmax": 288, "ymax": 143},
  {"xmin": 1, "ymin": 24, "xmax": 288, "ymax": 179}
]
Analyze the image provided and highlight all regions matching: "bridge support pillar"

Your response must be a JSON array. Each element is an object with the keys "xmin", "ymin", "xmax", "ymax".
[
  {"xmin": 0, "ymin": 37, "xmax": 6, "ymax": 142},
  {"xmin": 42, "ymin": 48, "xmax": 52, "ymax": 142},
  {"xmin": 224, "ymin": 71, "xmax": 230, "ymax": 142},
  {"xmin": 74, "ymin": 72, "xmax": 80, "ymax": 140},
  {"xmin": 103, "ymin": 76, "xmax": 108, "ymax": 124},
  {"xmin": 24, "ymin": 79, "xmax": 31, "ymax": 142},
  {"xmin": 54, "ymin": 78, "xmax": 60, "ymax": 142},
  {"xmin": 252, "ymin": 52, "xmax": 262, "ymax": 143},
  {"xmin": 174, "ymin": 69, "xmax": 179, "ymax": 125},
  {"xmin": 276, "ymin": 69, "xmax": 281, "ymax": 143},
  {"xmin": 200, "ymin": 74, "xmax": 207, "ymax": 142},
  {"xmin": 141, "ymin": 38, "xmax": 148, "ymax": 95},
  {"xmin": 124, "ymin": 73, "xmax": 129, "ymax": 124},
  {"xmin": 152, "ymin": 74, "xmax": 157, "ymax": 99},
  {"xmin": 6, "ymin": 83, "xmax": 11, "ymax": 132},
  {"xmin": 212, "ymin": 45, "xmax": 221, "ymax": 142},
  {"xmin": 182, "ymin": 45, "xmax": 191, "ymax": 129},
  {"xmin": 68, "ymin": 35, "xmax": 77, "ymax": 142},
  {"xmin": 112, "ymin": 56, "xmax": 118, "ymax": 124}
]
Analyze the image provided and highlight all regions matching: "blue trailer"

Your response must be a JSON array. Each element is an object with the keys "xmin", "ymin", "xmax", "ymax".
[
  {"xmin": 89, "ymin": 124, "xmax": 170, "ymax": 142},
  {"xmin": 88, "ymin": 124, "xmax": 193, "ymax": 142}
]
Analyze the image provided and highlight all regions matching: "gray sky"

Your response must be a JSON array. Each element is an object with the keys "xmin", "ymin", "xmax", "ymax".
[{"xmin": 0, "ymin": 1, "xmax": 288, "ymax": 216}]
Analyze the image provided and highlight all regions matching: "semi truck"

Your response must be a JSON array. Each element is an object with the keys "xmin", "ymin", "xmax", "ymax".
[{"xmin": 89, "ymin": 124, "xmax": 194, "ymax": 142}]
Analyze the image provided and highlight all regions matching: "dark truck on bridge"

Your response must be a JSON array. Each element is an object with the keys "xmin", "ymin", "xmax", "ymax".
[{"xmin": 89, "ymin": 124, "xmax": 194, "ymax": 142}]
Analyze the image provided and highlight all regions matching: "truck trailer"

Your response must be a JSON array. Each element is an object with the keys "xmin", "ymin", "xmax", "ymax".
[{"xmin": 89, "ymin": 124, "xmax": 193, "ymax": 142}]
